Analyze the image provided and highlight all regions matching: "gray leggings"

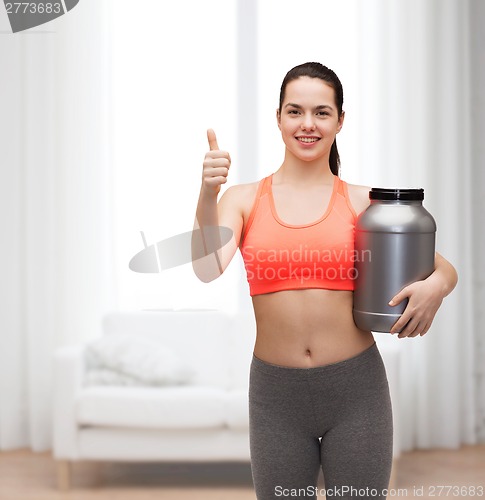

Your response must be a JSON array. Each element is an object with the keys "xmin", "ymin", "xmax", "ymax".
[{"xmin": 249, "ymin": 342, "xmax": 393, "ymax": 499}]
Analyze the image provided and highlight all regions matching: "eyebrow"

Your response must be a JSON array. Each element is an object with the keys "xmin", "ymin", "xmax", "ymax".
[{"xmin": 284, "ymin": 103, "xmax": 334, "ymax": 111}]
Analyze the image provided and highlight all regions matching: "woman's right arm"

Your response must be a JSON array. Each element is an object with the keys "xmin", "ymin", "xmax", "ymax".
[{"xmin": 191, "ymin": 129, "xmax": 243, "ymax": 282}]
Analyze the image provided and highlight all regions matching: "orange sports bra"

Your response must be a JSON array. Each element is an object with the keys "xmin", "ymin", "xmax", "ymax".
[{"xmin": 239, "ymin": 173, "xmax": 358, "ymax": 296}]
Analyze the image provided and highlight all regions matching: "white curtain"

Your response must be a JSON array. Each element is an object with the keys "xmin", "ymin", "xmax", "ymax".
[
  {"xmin": 470, "ymin": 0, "xmax": 485, "ymax": 443},
  {"xmin": 0, "ymin": 0, "xmax": 114, "ymax": 451},
  {"xmin": 357, "ymin": 0, "xmax": 480, "ymax": 449}
]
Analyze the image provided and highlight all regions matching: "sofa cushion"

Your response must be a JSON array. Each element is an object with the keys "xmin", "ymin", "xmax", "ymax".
[
  {"xmin": 102, "ymin": 311, "xmax": 232, "ymax": 389},
  {"xmin": 85, "ymin": 334, "xmax": 195, "ymax": 386},
  {"xmin": 227, "ymin": 312, "xmax": 257, "ymax": 390},
  {"xmin": 77, "ymin": 386, "xmax": 227, "ymax": 429}
]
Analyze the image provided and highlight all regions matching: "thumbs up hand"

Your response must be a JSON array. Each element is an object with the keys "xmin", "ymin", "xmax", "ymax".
[{"xmin": 202, "ymin": 129, "xmax": 231, "ymax": 196}]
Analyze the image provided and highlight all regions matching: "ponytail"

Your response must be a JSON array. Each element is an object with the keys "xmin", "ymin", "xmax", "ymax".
[{"xmin": 329, "ymin": 140, "xmax": 340, "ymax": 176}]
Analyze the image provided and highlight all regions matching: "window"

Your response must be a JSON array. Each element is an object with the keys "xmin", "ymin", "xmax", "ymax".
[
  {"xmin": 112, "ymin": 0, "xmax": 238, "ymax": 311},
  {"xmin": 111, "ymin": 0, "xmax": 359, "ymax": 312}
]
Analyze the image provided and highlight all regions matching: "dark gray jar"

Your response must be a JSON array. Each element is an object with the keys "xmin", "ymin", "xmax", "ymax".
[{"xmin": 352, "ymin": 188, "xmax": 436, "ymax": 333}]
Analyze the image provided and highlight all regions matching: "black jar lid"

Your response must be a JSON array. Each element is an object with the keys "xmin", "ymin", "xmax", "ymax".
[{"xmin": 370, "ymin": 188, "xmax": 424, "ymax": 201}]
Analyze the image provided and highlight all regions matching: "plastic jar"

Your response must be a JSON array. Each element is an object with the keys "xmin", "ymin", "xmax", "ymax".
[{"xmin": 352, "ymin": 188, "xmax": 436, "ymax": 333}]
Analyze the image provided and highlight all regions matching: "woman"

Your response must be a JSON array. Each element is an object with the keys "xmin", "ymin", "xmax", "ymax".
[{"xmin": 192, "ymin": 62, "xmax": 457, "ymax": 499}]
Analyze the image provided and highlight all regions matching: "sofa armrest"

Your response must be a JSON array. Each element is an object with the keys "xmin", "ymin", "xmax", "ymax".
[{"xmin": 52, "ymin": 345, "xmax": 86, "ymax": 459}]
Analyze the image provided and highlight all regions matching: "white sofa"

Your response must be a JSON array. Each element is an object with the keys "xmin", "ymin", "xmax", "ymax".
[{"xmin": 52, "ymin": 310, "xmax": 401, "ymax": 490}]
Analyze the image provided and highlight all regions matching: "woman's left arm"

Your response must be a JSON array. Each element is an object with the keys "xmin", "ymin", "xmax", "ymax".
[{"xmin": 388, "ymin": 252, "xmax": 458, "ymax": 338}]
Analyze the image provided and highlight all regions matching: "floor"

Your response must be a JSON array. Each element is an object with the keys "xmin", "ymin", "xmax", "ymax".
[{"xmin": 0, "ymin": 445, "xmax": 484, "ymax": 499}]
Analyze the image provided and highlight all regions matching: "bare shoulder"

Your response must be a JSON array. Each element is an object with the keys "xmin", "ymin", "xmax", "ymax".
[
  {"xmin": 345, "ymin": 182, "xmax": 372, "ymax": 216},
  {"xmin": 221, "ymin": 180, "xmax": 259, "ymax": 200},
  {"xmin": 219, "ymin": 180, "xmax": 260, "ymax": 214}
]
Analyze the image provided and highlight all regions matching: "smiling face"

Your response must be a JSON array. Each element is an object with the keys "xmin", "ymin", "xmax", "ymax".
[{"xmin": 277, "ymin": 76, "xmax": 344, "ymax": 165}]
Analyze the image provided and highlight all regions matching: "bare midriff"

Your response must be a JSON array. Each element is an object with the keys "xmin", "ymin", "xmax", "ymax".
[{"xmin": 252, "ymin": 288, "xmax": 375, "ymax": 368}]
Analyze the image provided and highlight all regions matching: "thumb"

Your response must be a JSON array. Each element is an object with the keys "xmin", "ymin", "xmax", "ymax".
[{"xmin": 207, "ymin": 128, "xmax": 219, "ymax": 151}]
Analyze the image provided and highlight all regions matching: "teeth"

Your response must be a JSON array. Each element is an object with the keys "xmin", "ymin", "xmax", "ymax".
[{"xmin": 298, "ymin": 137, "xmax": 319, "ymax": 143}]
